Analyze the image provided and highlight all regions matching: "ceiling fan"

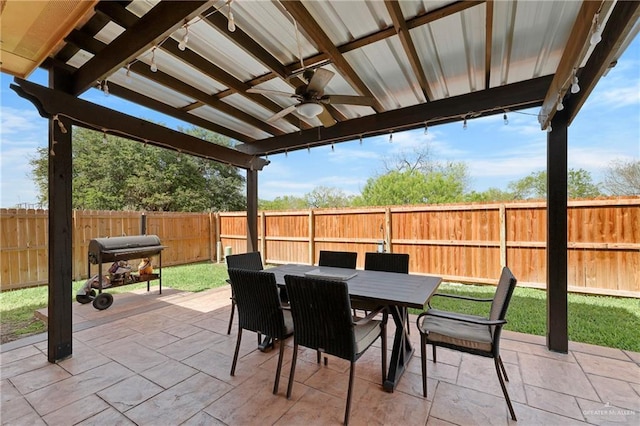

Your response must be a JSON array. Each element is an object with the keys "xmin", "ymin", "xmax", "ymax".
[{"xmin": 247, "ymin": 68, "xmax": 375, "ymax": 127}]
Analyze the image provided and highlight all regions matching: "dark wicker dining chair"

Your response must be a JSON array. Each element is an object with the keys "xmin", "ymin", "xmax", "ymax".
[
  {"xmin": 318, "ymin": 250, "xmax": 358, "ymax": 269},
  {"xmin": 284, "ymin": 274, "xmax": 387, "ymax": 426},
  {"xmin": 225, "ymin": 252, "xmax": 264, "ymax": 335},
  {"xmin": 227, "ymin": 268, "xmax": 293, "ymax": 394},
  {"xmin": 360, "ymin": 252, "xmax": 410, "ymax": 333},
  {"xmin": 416, "ymin": 266, "xmax": 518, "ymax": 421}
]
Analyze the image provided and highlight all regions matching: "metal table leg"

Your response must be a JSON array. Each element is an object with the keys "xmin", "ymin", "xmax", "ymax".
[{"xmin": 383, "ymin": 305, "xmax": 413, "ymax": 392}]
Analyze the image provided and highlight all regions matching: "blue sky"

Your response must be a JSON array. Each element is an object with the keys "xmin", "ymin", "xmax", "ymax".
[{"xmin": 1, "ymin": 37, "xmax": 638, "ymax": 207}]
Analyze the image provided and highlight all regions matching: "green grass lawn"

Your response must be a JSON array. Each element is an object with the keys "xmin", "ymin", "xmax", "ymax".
[{"xmin": 2, "ymin": 262, "xmax": 639, "ymax": 351}]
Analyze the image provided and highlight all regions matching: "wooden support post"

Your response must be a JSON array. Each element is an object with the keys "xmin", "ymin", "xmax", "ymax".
[
  {"xmin": 246, "ymin": 169, "xmax": 258, "ymax": 252},
  {"xmin": 47, "ymin": 68, "xmax": 73, "ymax": 362},
  {"xmin": 547, "ymin": 111, "xmax": 569, "ymax": 353}
]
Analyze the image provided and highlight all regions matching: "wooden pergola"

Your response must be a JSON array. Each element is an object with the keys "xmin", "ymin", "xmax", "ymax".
[{"xmin": 2, "ymin": 0, "xmax": 638, "ymax": 362}]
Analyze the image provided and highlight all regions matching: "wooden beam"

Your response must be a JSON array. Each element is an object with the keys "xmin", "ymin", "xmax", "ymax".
[
  {"xmin": 12, "ymin": 79, "xmax": 267, "ymax": 170},
  {"xmin": 107, "ymin": 83, "xmax": 254, "ymax": 143},
  {"xmin": 47, "ymin": 67, "xmax": 73, "ymax": 363},
  {"xmin": 385, "ymin": 0, "xmax": 433, "ymax": 101},
  {"xmin": 95, "ymin": 1, "xmax": 306, "ymax": 130},
  {"xmin": 72, "ymin": 1, "xmax": 211, "ymax": 95},
  {"xmin": 565, "ymin": 1, "xmax": 640, "ymax": 126},
  {"xmin": 65, "ymin": 29, "xmax": 286, "ymax": 137},
  {"xmin": 538, "ymin": 0, "xmax": 603, "ymax": 130},
  {"xmin": 546, "ymin": 110, "xmax": 569, "ymax": 353},
  {"xmin": 236, "ymin": 75, "xmax": 553, "ymax": 155},
  {"xmin": 282, "ymin": 1, "xmax": 385, "ymax": 113},
  {"xmin": 484, "ymin": 0, "xmax": 494, "ymax": 90}
]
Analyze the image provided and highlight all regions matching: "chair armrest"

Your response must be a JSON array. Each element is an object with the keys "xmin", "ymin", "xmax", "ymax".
[
  {"xmin": 432, "ymin": 293, "xmax": 493, "ymax": 302},
  {"xmin": 354, "ymin": 305, "xmax": 387, "ymax": 326},
  {"xmin": 418, "ymin": 309, "xmax": 506, "ymax": 326}
]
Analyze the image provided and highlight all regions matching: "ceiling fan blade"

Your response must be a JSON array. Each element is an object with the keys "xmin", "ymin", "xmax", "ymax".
[
  {"xmin": 307, "ymin": 68, "xmax": 335, "ymax": 93},
  {"xmin": 317, "ymin": 105, "xmax": 337, "ymax": 127},
  {"xmin": 266, "ymin": 105, "xmax": 297, "ymax": 122},
  {"xmin": 247, "ymin": 87, "xmax": 297, "ymax": 98},
  {"xmin": 322, "ymin": 94, "xmax": 376, "ymax": 106}
]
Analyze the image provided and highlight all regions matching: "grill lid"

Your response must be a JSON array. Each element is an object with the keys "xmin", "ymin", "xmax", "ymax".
[{"xmin": 88, "ymin": 235, "xmax": 165, "ymax": 264}]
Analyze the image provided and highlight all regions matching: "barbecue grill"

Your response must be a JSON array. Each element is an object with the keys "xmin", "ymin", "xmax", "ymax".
[{"xmin": 79, "ymin": 235, "xmax": 165, "ymax": 310}]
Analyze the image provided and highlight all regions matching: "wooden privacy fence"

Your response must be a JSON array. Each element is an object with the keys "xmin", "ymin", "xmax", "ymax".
[
  {"xmin": 1, "ymin": 198, "xmax": 639, "ymax": 297},
  {"xmin": 0, "ymin": 209, "xmax": 215, "ymax": 291},
  {"xmin": 219, "ymin": 198, "xmax": 639, "ymax": 298}
]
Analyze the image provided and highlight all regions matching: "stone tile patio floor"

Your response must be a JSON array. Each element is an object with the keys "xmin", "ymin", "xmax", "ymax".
[{"xmin": 1, "ymin": 285, "xmax": 639, "ymax": 425}]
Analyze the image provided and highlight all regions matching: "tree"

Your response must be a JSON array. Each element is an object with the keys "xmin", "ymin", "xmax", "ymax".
[
  {"xmin": 259, "ymin": 195, "xmax": 307, "ymax": 210},
  {"xmin": 601, "ymin": 159, "xmax": 640, "ymax": 196},
  {"xmin": 507, "ymin": 168, "xmax": 602, "ymax": 200},
  {"xmin": 305, "ymin": 186, "xmax": 353, "ymax": 208},
  {"xmin": 29, "ymin": 126, "xmax": 245, "ymax": 211},
  {"xmin": 464, "ymin": 188, "xmax": 515, "ymax": 202}
]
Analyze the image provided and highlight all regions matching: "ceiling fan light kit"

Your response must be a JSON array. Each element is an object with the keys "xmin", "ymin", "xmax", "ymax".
[{"xmin": 296, "ymin": 102, "xmax": 324, "ymax": 118}]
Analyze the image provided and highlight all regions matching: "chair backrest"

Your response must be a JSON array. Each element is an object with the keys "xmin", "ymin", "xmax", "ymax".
[
  {"xmin": 226, "ymin": 252, "xmax": 263, "ymax": 271},
  {"xmin": 364, "ymin": 252, "xmax": 409, "ymax": 274},
  {"xmin": 227, "ymin": 268, "xmax": 286, "ymax": 338},
  {"xmin": 284, "ymin": 274, "xmax": 356, "ymax": 361},
  {"xmin": 318, "ymin": 250, "xmax": 357, "ymax": 269},
  {"xmin": 489, "ymin": 267, "xmax": 518, "ymax": 334}
]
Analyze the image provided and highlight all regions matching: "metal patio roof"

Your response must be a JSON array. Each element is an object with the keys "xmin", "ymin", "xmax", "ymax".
[{"xmin": 3, "ymin": 0, "xmax": 639, "ymax": 168}]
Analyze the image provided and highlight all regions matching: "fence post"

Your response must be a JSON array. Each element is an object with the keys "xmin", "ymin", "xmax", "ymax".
[
  {"xmin": 499, "ymin": 204, "xmax": 507, "ymax": 267},
  {"xmin": 260, "ymin": 211, "xmax": 267, "ymax": 261},
  {"xmin": 385, "ymin": 207, "xmax": 392, "ymax": 252},
  {"xmin": 308, "ymin": 209, "xmax": 315, "ymax": 265}
]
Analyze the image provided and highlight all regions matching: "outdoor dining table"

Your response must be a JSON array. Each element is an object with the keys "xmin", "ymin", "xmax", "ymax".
[{"xmin": 268, "ymin": 264, "xmax": 442, "ymax": 392}]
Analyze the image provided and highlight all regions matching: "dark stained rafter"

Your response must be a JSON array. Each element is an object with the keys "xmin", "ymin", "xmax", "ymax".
[
  {"xmin": 12, "ymin": 78, "xmax": 266, "ymax": 170},
  {"xmin": 94, "ymin": 1, "xmax": 306, "ymax": 131},
  {"xmin": 236, "ymin": 75, "xmax": 553, "ymax": 156},
  {"xmin": 282, "ymin": 1, "xmax": 485, "ymax": 76},
  {"xmin": 538, "ymin": 0, "xmax": 604, "ymax": 129},
  {"xmin": 71, "ymin": 1, "xmax": 211, "ymax": 95},
  {"xmin": 484, "ymin": 0, "xmax": 494, "ymax": 89},
  {"xmin": 385, "ymin": 0, "xmax": 433, "ymax": 101},
  {"xmin": 564, "ymin": 0, "xmax": 640, "ymax": 126},
  {"xmin": 202, "ymin": 8, "xmax": 347, "ymax": 124},
  {"xmin": 65, "ymin": 29, "xmax": 286, "ymax": 138},
  {"xmin": 282, "ymin": 0, "xmax": 385, "ymax": 113}
]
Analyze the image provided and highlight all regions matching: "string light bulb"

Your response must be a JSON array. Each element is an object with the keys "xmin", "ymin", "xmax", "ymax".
[
  {"xmin": 503, "ymin": 113, "xmax": 508, "ymax": 125},
  {"xmin": 50, "ymin": 140, "xmax": 57, "ymax": 157},
  {"xmin": 178, "ymin": 25, "xmax": 189, "ymax": 51},
  {"xmin": 307, "ymin": 146, "xmax": 310, "ymax": 154},
  {"xmin": 125, "ymin": 64, "xmax": 132, "ymax": 83},
  {"xmin": 150, "ymin": 48, "xmax": 158, "ymax": 72},
  {"xmin": 424, "ymin": 121, "xmax": 428, "ymax": 135},
  {"xmin": 590, "ymin": 13, "xmax": 602, "ymax": 46},
  {"xmin": 556, "ymin": 96, "xmax": 564, "ymax": 111},
  {"xmin": 463, "ymin": 117, "xmax": 468, "ymax": 130},
  {"xmin": 547, "ymin": 125, "xmax": 553, "ymax": 133},
  {"xmin": 359, "ymin": 135, "xmax": 363, "ymax": 145},
  {"xmin": 227, "ymin": 1, "xmax": 236, "ymax": 32},
  {"xmin": 571, "ymin": 73, "xmax": 580, "ymax": 94},
  {"xmin": 102, "ymin": 80, "xmax": 109, "ymax": 96},
  {"xmin": 389, "ymin": 131, "xmax": 393, "ymax": 143}
]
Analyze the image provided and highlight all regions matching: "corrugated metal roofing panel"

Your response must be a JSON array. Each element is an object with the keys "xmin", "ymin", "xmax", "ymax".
[
  {"xmin": 302, "ymin": 0, "xmax": 391, "ymax": 44},
  {"xmin": 189, "ymin": 105, "xmax": 272, "ymax": 141},
  {"xmin": 345, "ymin": 37, "xmax": 425, "ymax": 109},
  {"xmin": 412, "ymin": 6, "xmax": 486, "ymax": 99},
  {"xmin": 234, "ymin": 0, "xmax": 317, "ymax": 66},
  {"xmin": 109, "ymin": 69, "xmax": 195, "ymax": 109},
  {"xmin": 186, "ymin": 18, "xmax": 270, "ymax": 82},
  {"xmin": 491, "ymin": 0, "xmax": 581, "ymax": 87}
]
